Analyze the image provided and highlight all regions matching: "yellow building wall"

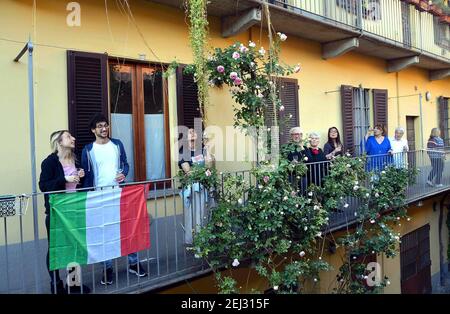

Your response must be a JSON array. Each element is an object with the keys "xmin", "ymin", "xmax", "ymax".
[{"xmin": 0, "ymin": 0, "xmax": 449, "ymax": 249}]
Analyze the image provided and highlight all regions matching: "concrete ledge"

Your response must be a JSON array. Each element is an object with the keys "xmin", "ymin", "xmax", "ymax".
[
  {"xmin": 221, "ymin": 8, "xmax": 261, "ymax": 38},
  {"xmin": 387, "ymin": 56, "xmax": 420, "ymax": 73},
  {"xmin": 429, "ymin": 68, "xmax": 450, "ymax": 81},
  {"xmin": 322, "ymin": 38, "xmax": 359, "ymax": 60}
]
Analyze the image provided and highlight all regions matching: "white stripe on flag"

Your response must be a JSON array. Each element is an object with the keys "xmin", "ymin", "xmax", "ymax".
[{"xmin": 85, "ymin": 188, "xmax": 122, "ymax": 264}]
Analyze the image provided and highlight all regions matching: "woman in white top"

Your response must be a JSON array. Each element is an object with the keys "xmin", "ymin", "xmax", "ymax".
[{"xmin": 389, "ymin": 127, "xmax": 409, "ymax": 168}]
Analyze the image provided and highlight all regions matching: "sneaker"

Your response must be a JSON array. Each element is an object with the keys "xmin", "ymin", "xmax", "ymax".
[
  {"xmin": 426, "ymin": 180, "xmax": 434, "ymax": 187},
  {"xmin": 100, "ymin": 268, "xmax": 114, "ymax": 285},
  {"xmin": 129, "ymin": 262, "xmax": 147, "ymax": 277},
  {"xmin": 50, "ymin": 280, "xmax": 67, "ymax": 295},
  {"xmin": 67, "ymin": 284, "xmax": 91, "ymax": 294},
  {"xmin": 436, "ymin": 184, "xmax": 444, "ymax": 188}
]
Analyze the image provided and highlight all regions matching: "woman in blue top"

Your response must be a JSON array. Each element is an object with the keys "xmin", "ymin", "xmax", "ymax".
[{"xmin": 365, "ymin": 124, "xmax": 393, "ymax": 172}]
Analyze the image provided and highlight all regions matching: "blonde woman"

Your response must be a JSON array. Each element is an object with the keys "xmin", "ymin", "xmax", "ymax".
[{"xmin": 39, "ymin": 130, "xmax": 86, "ymax": 294}]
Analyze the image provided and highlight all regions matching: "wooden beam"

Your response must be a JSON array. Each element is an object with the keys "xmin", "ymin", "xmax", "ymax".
[
  {"xmin": 386, "ymin": 56, "xmax": 419, "ymax": 73},
  {"xmin": 429, "ymin": 68, "xmax": 450, "ymax": 81},
  {"xmin": 221, "ymin": 8, "xmax": 261, "ymax": 38},
  {"xmin": 321, "ymin": 38, "xmax": 359, "ymax": 60}
]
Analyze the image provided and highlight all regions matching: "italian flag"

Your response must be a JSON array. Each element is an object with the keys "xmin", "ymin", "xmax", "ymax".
[{"xmin": 48, "ymin": 184, "xmax": 150, "ymax": 271}]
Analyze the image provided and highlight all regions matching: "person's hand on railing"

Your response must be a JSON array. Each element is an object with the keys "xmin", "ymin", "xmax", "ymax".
[{"xmin": 115, "ymin": 173, "xmax": 125, "ymax": 183}]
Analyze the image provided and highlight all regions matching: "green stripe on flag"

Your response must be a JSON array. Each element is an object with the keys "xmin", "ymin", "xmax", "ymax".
[{"xmin": 49, "ymin": 192, "xmax": 88, "ymax": 270}]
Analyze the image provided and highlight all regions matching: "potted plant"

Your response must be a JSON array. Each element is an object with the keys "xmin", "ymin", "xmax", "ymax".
[
  {"xmin": 416, "ymin": 0, "xmax": 429, "ymax": 11},
  {"xmin": 439, "ymin": 14, "xmax": 450, "ymax": 23},
  {"xmin": 429, "ymin": 3, "xmax": 444, "ymax": 16},
  {"xmin": 402, "ymin": 0, "xmax": 420, "ymax": 5}
]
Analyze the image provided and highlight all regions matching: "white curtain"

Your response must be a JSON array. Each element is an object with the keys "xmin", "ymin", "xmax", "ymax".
[
  {"xmin": 111, "ymin": 113, "xmax": 135, "ymax": 182},
  {"xmin": 145, "ymin": 114, "xmax": 166, "ymax": 180}
]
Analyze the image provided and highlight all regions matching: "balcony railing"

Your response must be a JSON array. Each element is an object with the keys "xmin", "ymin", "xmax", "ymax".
[
  {"xmin": 270, "ymin": 0, "xmax": 450, "ymax": 61},
  {"xmin": 0, "ymin": 149, "xmax": 449, "ymax": 294}
]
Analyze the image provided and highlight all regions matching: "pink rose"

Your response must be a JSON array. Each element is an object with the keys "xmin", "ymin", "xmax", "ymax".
[
  {"xmin": 233, "ymin": 77, "xmax": 243, "ymax": 85},
  {"xmin": 229, "ymin": 72, "xmax": 238, "ymax": 80},
  {"xmin": 263, "ymin": 176, "xmax": 269, "ymax": 184},
  {"xmin": 216, "ymin": 65, "xmax": 225, "ymax": 73},
  {"xmin": 239, "ymin": 45, "xmax": 248, "ymax": 53},
  {"xmin": 205, "ymin": 169, "xmax": 211, "ymax": 177},
  {"xmin": 232, "ymin": 52, "xmax": 240, "ymax": 59}
]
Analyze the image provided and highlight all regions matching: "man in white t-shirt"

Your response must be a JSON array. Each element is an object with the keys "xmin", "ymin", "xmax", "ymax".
[
  {"xmin": 389, "ymin": 127, "xmax": 409, "ymax": 168},
  {"xmin": 81, "ymin": 114, "xmax": 147, "ymax": 285}
]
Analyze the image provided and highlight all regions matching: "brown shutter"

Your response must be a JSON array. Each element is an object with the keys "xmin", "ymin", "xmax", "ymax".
[
  {"xmin": 439, "ymin": 96, "xmax": 449, "ymax": 146},
  {"xmin": 176, "ymin": 66, "xmax": 202, "ymax": 130},
  {"xmin": 373, "ymin": 89, "xmax": 388, "ymax": 132},
  {"xmin": 279, "ymin": 78, "xmax": 299, "ymax": 145},
  {"xmin": 341, "ymin": 85, "xmax": 355, "ymax": 155},
  {"xmin": 67, "ymin": 50, "xmax": 108, "ymax": 160}
]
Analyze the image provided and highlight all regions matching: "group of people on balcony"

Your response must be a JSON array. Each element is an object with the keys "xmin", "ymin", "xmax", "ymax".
[
  {"xmin": 39, "ymin": 114, "xmax": 147, "ymax": 294},
  {"xmin": 37, "ymin": 112, "xmax": 446, "ymax": 294},
  {"xmin": 283, "ymin": 124, "xmax": 446, "ymax": 188}
]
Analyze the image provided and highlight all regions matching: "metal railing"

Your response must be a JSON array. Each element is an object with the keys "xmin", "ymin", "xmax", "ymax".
[
  {"xmin": 270, "ymin": 0, "xmax": 450, "ymax": 61},
  {"xmin": 0, "ymin": 149, "xmax": 449, "ymax": 294}
]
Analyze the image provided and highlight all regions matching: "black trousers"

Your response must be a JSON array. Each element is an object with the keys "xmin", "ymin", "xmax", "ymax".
[
  {"xmin": 45, "ymin": 214, "xmax": 61, "ymax": 284},
  {"xmin": 428, "ymin": 158, "xmax": 444, "ymax": 184}
]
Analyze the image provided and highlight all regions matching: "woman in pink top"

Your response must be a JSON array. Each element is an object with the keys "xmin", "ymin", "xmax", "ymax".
[{"xmin": 39, "ymin": 130, "xmax": 88, "ymax": 294}]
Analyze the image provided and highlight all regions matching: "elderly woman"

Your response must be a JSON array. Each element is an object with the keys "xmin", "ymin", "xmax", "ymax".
[
  {"xmin": 284, "ymin": 127, "xmax": 304, "ymax": 162},
  {"xmin": 303, "ymin": 132, "xmax": 328, "ymax": 187},
  {"xmin": 427, "ymin": 128, "xmax": 445, "ymax": 188},
  {"xmin": 365, "ymin": 124, "xmax": 393, "ymax": 172},
  {"xmin": 389, "ymin": 127, "xmax": 409, "ymax": 168}
]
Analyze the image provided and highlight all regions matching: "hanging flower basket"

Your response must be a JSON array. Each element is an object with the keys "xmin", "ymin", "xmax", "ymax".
[
  {"xmin": 429, "ymin": 4, "xmax": 444, "ymax": 16},
  {"xmin": 402, "ymin": 0, "xmax": 420, "ymax": 5},
  {"xmin": 415, "ymin": 0, "xmax": 429, "ymax": 12},
  {"xmin": 439, "ymin": 15, "xmax": 450, "ymax": 24}
]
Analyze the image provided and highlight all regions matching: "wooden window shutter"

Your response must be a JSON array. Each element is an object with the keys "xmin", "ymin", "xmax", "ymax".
[
  {"xmin": 373, "ymin": 89, "xmax": 388, "ymax": 131},
  {"xmin": 264, "ymin": 78, "xmax": 299, "ymax": 145},
  {"xmin": 67, "ymin": 50, "xmax": 108, "ymax": 160},
  {"xmin": 439, "ymin": 96, "xmax": 449, "ymax": 146},
  {"xmin": 176, "ymin": 66, "xmax": 202, "ymax": 131},
  {"xmin": 279, "ymin": 78, "xmax": 299, "ymax": 145},
  {"xmin": 341, "ymin": 85, "xmax": 355, "ymax": 155}
]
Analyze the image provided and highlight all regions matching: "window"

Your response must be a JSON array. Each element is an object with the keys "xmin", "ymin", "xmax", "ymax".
[
  {"xmin": 109, "ymin": 61, "xmax": 170, "ymax": 182},
  {"xmin": 67, "ymin": 51, "xmax": 172, "ymax": 184},
  {"xmin": 439, "ymin": 96, "xmax": 450, "ymax": 147},
  {"xmin": 434, "ymin": 16, "xmax": 450, "ymax": 50},
  {"xmin": 341, "ymin": 85, "xmax": 388, "ymax": 155}
]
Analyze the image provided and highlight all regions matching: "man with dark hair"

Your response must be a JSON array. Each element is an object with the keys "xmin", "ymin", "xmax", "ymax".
[{"xmin": 81, "ymin": 113, "xmax": 147, "ymax": 285}]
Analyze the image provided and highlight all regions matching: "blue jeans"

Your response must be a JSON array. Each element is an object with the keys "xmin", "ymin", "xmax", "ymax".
[{"xmin": 104, "ymin": 253, "xmax": 138, "ymax": 270}]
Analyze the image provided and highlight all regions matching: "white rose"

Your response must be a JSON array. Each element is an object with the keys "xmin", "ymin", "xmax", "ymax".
[
  {"xmin": 238, "ymin": 198, "xmax": 243, "ymax": 205},
  {"xmin": 232, "ymin": 259, "xmax": 240, "ymax": 267},
  {"xmin": 308, "ymin": 192, "xmax": 313, "ymax": 196},
  {"xmin": 344, "ymin": 203, "xmax": 349, "ymax": 208},
  {"xmin": 304, "ymin": 226, "xmax": 308, "ymax": 231},
  {"xmin": 370, "ymin": 219, "xmax": 376, "ymax": 224},
  {"xmin": 299, "ymin": 251, "xmax": 306, "ymax": 257},
  {"xmin": 273, "ymin": 285, "xmax": 279, "ymax": 291},
  {"xmin": 249, "ymin": 41, "xmax": 256, "ymax": 48},
  {"xmin": 304, "ymin": 157, "xmax": 308, "ymax": 161},
  {"xmin": 259, "ymin": 47, "xmax": 266, "ymax": 56}
]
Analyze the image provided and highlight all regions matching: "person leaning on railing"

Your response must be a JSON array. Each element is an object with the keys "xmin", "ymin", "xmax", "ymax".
[
  {"xmin": 178, "ymin": 129, "xmax": 215, "ymax": 245},
  {"xmin": 426, "ymin": 128, "xmax": 445, "ymax": 188},
  {"xmin": 303, "ymin": 132, "xmax": 328, "ymax": 188},
  {"xmin": 389, "ymin": 127, "xmax": 409, "ymax": 169},
  {"xmin": 364, "ymin": 124, "xmax": 393, "ymax": 172},
  {"xmin": 38, "ymin": 130, "xmax": 89, "ymax": 294}
]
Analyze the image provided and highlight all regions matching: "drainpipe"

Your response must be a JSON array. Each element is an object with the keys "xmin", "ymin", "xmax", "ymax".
[
  {"xmin": 14, "ymin": 40, "xmax": 41, "ymax": 293},
  {"xmin": 439, "ymin": 193, "xmax": 450, "ymax": 288},
  {"xmin": 419, "ymin": 93, "xmax": 424, "ymax": 150}
]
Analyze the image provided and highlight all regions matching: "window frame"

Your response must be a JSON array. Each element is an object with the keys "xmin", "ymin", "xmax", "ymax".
[{"xmin": 107, "ymin": 59, "xmax": 172, "ymax": 186}]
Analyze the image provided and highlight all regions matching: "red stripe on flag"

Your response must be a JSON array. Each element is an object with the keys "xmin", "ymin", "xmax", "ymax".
[{"xmin": 119, "ymin": 184, "xmax": 151, "ymax": 257}]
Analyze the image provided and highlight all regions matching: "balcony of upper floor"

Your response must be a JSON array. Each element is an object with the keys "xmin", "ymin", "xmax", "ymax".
[
  {"xmin": 148, "ymin": 0, "xmax": 450, "ymax": 80},
  {"xmin": 0, "ymin": 149, "xmax": 449, "ymax": 294}
]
